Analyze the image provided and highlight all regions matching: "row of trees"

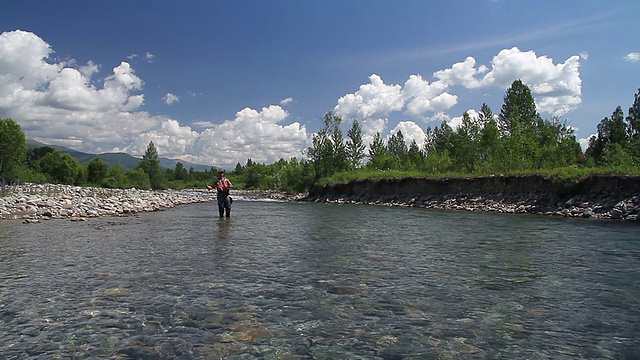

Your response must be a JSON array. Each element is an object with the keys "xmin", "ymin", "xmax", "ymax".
[
  {"xmin": 305, "ymin": 80, "xmax": 639, "ymax": 181},
  {"xmin": 585, "ymin": 90, "xmax": 640, "ymax": 168},
  {"xmin": 307, "ymin": 80, "xmax": 586, "ymax": 177},
  {"xmin": 0, "ymin": 131, "xmax": 219, "ymax": 190},
  {"xmin": 2, "ymin": 80, "xmax": 639, "ymax": 193}
]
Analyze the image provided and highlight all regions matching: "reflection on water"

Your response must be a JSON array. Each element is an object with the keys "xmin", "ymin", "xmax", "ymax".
[{"xmin": 0, "ymin": 200, "xmax": 639, "ymax": 359}]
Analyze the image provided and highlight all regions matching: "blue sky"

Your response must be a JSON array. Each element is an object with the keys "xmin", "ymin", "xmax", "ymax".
[{"xmin": 1, "ymin": 0, "xmax": 639, "ymax": 168}]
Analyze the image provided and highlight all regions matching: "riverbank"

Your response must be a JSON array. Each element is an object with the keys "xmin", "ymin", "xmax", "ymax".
[
  {"xmin": 0, "ymin": 184, "xmax": 216, "ymax": 222},
  {"xmin": 0, "ymin": 184, "xmax": 307, "ymax": 222},
  {"xmin": 301, "ymin": 175, "xmax": 640, "ymax": 221}
]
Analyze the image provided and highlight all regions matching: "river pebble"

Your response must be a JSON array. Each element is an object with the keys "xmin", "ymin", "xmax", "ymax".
[
  {"xmin": 0, "ymin": 184, "xmax": 215, "ymax": 221},
  {"xmin": 304, "ymin": 190, "xmax": 640, "ymax": 221}
]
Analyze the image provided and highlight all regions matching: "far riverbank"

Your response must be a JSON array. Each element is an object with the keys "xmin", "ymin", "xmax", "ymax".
[{"xmin": 301, "ymin": 174, "xmax": 640, "ymax": 221}]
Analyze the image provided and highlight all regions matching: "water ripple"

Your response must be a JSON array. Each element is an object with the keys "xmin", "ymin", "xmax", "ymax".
[{"xmin": 0, "ymin": 201, "xmax": 638, "ymax": 359}]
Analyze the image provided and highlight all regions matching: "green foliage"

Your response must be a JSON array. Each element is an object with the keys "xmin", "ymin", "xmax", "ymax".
[
  {"xmin": 87, "ymin": 157, "xmax": 109, "ymax": 184},
  {"xmin": 367, "ymin": 132, "xmax": 393, "ymax": 170},
  {"xmin": 173, "ymin": 162, "xmax": 188, "ymax": 181},
  {"xmin": 136, "ymin": 141, "xmax": 163, "ymax": 189},
  {"xmin": 125, "ymin": 168, "xmax": 151, "ymax": 189},
  {"xmin": 38, "ymin": 150, "xmax": 82, "ymax": 184},
  {"xmin": 346, "ymin": 119, "xmax": 366, "ymax": 170},
  {"xmin": 598, "ymin": 143, "xmax": 637, "ymax": 169},
  {"xmin": 14, "ymin": 166, "xmax": 47, "ymax": 184},
  {"xmin": 319, "ymin": 165, "xmax": 640, "ymax": 188},
  {"xmin": 627, "ymin": 88, "xmax": 640, "ymax": 139},
  {"xmin": 0, "ymin": 118, "xmax": 27, "ymax": 180},
  {"xmin": 312, "ymin": 80, "xmax": 640, "ymax": 188},
  {"xmin": 423, "ymin": 150, "xmax": 453, "ymax": 173},
  {"xmin": 26, "ymin": 146, "xmax": 55, "ymax": 168},
  {"xmin": 102, "ymin": 164, "xmax": 130, "ymax": 188},
  {"xmin": 5, "ymin": 81, "xmax": 638, "ymax": 196},
  {"xmin": 499, "ymin": 79, "xmax": 540, "ymax": 135},
  {"xmin": 586, "ymin": 90, "xmax": 640, "ymax": 170},
  {"xmin": 387, "ymin": 130, "xmax": 407, "ymax": 169},
  {"xmin": 405, "ymin": 140, "xmax": 425, "ymax": 170},
  {"xmin": 231, "ymin": 157, "xmax": 312, "ymax": 193}
]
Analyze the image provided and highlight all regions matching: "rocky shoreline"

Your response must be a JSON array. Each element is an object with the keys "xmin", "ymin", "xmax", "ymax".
[
  {"xmin": 4, "ymin": 176, "xmax": 640, "ymax": 223},
  {"xmin": 0, "ymin": 184, "xmax": 216, "ymax": 223},
  {"xmin": 0, "ymin": 184, "xmax": 308, "ymax": 223},
  {"xmin": 301, "ymin": 175, "xmax": 640, "ymax": 221}
]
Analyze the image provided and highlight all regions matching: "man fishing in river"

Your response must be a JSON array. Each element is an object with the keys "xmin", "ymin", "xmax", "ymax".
[{"xmin": 207, "ymin": 170, "xmax": 233, "ymax": 218}]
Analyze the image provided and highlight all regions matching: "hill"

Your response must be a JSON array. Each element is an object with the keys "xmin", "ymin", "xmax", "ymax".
[{"xmin": 26, "ymin": 140, "xmax": 213, "ymax": 171}]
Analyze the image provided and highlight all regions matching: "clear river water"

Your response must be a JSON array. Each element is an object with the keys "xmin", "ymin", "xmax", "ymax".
[{"xmin": 0, "ymin": 198, "xmax": 639, "ymax": 359}]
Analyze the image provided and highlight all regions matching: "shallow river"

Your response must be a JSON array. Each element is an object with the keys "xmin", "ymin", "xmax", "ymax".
[{"xmin": 0, "ymin": 199, "xmax": 638, "ymax": 359}]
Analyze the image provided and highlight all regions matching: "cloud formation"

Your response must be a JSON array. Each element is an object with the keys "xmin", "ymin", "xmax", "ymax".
[
  {"xmin": 388, "ymin": 121, "xmax": 427, "ymax": 147},
  {"xmin": 0, "ymin": 30, "xmax": 586, "ymax": 167},
  {"xmin": 624, "ymin": 52, "xmax": 640, "ymax": 62},
  {"xmin": 0, "ymin": 30, "xmax": 308, "ymax": 168},
  {"xmin": 335, "ymin": 47, "xmax": 583, "ymax": 140},
  {"xmin": 163, "ymin": 93, "xmax": 179, "ymax": 105},
  {"xmin": 280, "ymin": 97, "xmax": 294, "ymax": 105}
]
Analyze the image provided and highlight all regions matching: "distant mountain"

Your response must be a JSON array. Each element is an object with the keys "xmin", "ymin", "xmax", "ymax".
[
  {"xmin": 158, "ymin": 157, "xmax": 215, "ymax": 172},
  {"xmin": 26, "ymin": 140, "xmax": 213, "ymax": 171}
]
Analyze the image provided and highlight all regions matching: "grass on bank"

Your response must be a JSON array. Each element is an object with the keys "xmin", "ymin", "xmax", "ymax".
[{"xmin": 315, "ymin": 166, "xmax": 640, "ymax": 187}]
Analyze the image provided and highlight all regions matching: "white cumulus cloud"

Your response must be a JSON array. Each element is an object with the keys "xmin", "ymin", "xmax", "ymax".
[
  {"xmin": 163, "ymin": 92, "xmax": 179, "ymax": 105},
  {"xmin": 333, "ymin": 47, "xmax": 583, "ymax": 141},
  {"xmin": 388, "ymin": 121, "xmax": 427, "ymax": 147},
  {"xmin": 481, "ymin": 47, "xmax": 582, "ymax": 116},
  {"xmin": 187, "ymin": 105, "xmax": 308, "ymax": 167},
  {"xmin": 433, "ymin": 56, "xmax": 488, "ymax": 88},
  {"xmin": 280, "ymin": 97, "xmax": 294, "ymax": 105},
  {"xmin": 624, "ymin": 52, "xmax": 640, "ymax": 62},
  {"xmin": 0, "ymin": 30, "xmax": 308, "ymax": 168},
  {"xmin": 334, "ymin": 74, "xmax": 405, "ymax": 121},
  {"xmin": 0, "ymin": 30, "xmax": 588, "ymax": 168}
]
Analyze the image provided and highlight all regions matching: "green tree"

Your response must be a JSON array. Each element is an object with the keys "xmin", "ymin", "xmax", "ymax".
[
  {"xmin": 173, "ymin": 162, "xmax": 188, "ymax": 181},
  {"xmin": 26, "ymin": 146, "xmax": 55, "ymax": 168},
  {"xmin": 405, "ymin": 139, "xmax": 425, "ymax": 170},
  {"xmin": 87, "ymin": 156, "xmax": 109, "ymax": 184},
  {"xmin": 627, "ymin": 88, "xmax": 640, "ymax": 140},
  {"xmin": 387, "ymin": 130, "xmax": 407, "ymax": 169},
  {"xmin": 126, "ymin": 168, "xmax": 151, "ymax": 189},
  {"xmin": 499, "ymin": 79, "xmax": 540, "ymax": 134},
  {"xmin": 345, "ymin": 119, "xmax": 366, "ymax": 170},
  {"xmin": 38, "ymin": 150, "xmax": 81, "ymax": 184},
  {"xmin": 307, "ymin": 127, "xmax": 331, "ymax": 180},
  {"xmin": 234, "ymin": 162, "xmax": 243, "ymax": 175},
  {"xmin": 498, "ymin": 80, "xmax": 543, "ymax": 170},
  {"xmin": 587, "ymin": 106, "xmax": 630, "ymax": 163},
  {"xmin": 477, "ymin": 103, "xmax": 494, "ymax": 126},
  {"xmin": 367, "ymin": 132, "xmax": 393, "ymax": 170},
  {"xmin": 0, "ymin": 118, "xmax": 27, "ymax": 180},
  {"xmin": 103, "ymin": 164, "xmax": 129, "ymax": 188},
  {"xmin": 452, "ymin": 111, "xmax": 481, "ymax": 172},
  {"xmin": 306, "ymin": 112, "xmax": 346, "ymax": 180},
  {"xmin": 328, "ymin": 113, "xmax": 348, "ymax": 174},
  {"xmin": 136, "ymin": 141, "xmax": 163, "ymax": 189},
  {"xmin": 598, "ymin": 143, "xmax": 636, "ymax": 169},
  {"xmin": 478, "ymin": 112, "xmax": 500, "ymax": 165},
  {"xmin": 429, "ymin": 122, "xmax": 455, "ymax": 156}
]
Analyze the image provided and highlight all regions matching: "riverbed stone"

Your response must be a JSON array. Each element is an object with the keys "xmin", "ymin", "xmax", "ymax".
[
  {"xmin": 302, "ymin": 175, "xmax": 640, "ymax": 221},
  {"xmin": 0, "ymin": 184, "xmax": 216, "ymax": 221}
]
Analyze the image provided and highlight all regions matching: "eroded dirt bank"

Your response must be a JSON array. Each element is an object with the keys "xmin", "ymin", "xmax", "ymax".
[{"xmin": 302, "ymin": 175, "xmax": 640, "ymax": 220}]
